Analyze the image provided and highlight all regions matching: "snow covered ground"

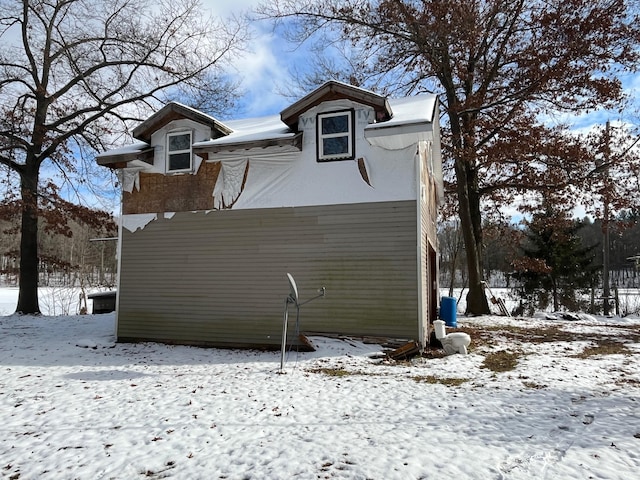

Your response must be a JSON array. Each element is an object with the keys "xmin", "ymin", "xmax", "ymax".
[
  {"xmin": 0, "ymin": 286, "xmax": 110, "ymax": 317},
  {"xmin": 1, "ymin": 290, "xmax": 640, "ymax": 479}
]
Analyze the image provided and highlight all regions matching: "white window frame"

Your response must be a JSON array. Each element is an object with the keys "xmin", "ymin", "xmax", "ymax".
[
  {"xmin": 317, "ymin": 110, "xmax": 355, "ymax": 162},
  {"xmin": 166, "ymin": 131, "xmax": 193, "ymax": 172}
]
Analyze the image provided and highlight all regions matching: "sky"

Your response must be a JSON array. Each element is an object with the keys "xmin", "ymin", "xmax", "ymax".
[
  {"xmin": 6, "ymin": 0, "xmax": 637, "ymax": 214},
  {"xmin": 204, "ymin": 0, "xmax": 301, "ymax": 118},
  {"xmin": 204, "ymin": 0, "xmax": 640, "ymax": 128},
  {"xmin": 1, "ymin": 286, "xmax": 640, "ymax": 479}
]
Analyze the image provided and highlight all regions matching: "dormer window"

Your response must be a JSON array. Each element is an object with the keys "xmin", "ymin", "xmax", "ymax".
[
  {"xmin": 167, "ymin": 131, "xmax": 192, "ymax": 172},
  {"xmin": 317, "ymin": 110, "xmax": 354, "ymax": 161}
]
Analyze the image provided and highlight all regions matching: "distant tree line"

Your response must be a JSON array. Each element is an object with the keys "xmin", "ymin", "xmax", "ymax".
[
  {"xmin": 439, "ymin": 208, "xmax": 640, "ymax": 314},
  {"xmin": 0, "ymin": 210, "xmax": 117, "ymax": 290}
]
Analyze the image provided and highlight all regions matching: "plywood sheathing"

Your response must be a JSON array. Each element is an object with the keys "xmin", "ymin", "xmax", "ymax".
[
  {"xmin": 357, "ymin": 157, "xmax": 372, "ymax": 186},
  {"xmin": 123, "ymin": 161, "xmax": 221, "ymax": 214}
]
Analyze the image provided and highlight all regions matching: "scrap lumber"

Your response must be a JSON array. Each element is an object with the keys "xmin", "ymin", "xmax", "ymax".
[{"xmin": 388, "ymin": 341, "xmax": 420, "ymax": 360}]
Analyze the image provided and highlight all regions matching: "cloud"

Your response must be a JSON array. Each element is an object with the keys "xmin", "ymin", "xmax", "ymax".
[
  {"xmin": 228, "ymin": 27, "xmax": 294, "ymax": 118},
  {"xmin": 205, "ymin": 0, "xmax": 261, "ymax": 18},
  {"xmin": 201, "ymin": 0, "xmax": 299, "ymax": 118}
]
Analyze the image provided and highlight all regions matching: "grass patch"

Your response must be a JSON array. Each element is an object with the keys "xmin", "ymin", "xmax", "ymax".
[
  {"xmin": 481, "ymin": 350, "xmax": 522, "ymax": 372},
  {"xmin": 572, "ymin": 339, "xmax": 633, "ymax": 359},
  {"xmin": 461, "ymin": 323, "xmax": 640, "ymax": 348},
  {"xmin": 616, "ymin": 377, "xmax": 640, "ymax": 386},
  {"xmin": 307, "ymin": 367, "xmax": 353, "ymax": 377},
  {"xmin": 412, "ymin": 375, "xmax": 469, "ymax": 386},
  {"xmin": 522, "ymin": 381, "xmax": 547, "ymax": 389}
]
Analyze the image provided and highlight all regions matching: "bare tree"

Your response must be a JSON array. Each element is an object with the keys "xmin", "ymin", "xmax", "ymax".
[
  {"xmin": 257, "ymin": 0, "xmax": 640, "ymax": 314},
  {"xmin": 0, "ymin": 0, "xmax": 247, "ymax": 314}
]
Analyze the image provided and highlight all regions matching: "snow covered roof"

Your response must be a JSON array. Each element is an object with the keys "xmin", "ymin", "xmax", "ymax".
[
  {"xmin": 368, "ymin": 95, "xmax": 438, "ymax": 130},
  {"xmin": 96, "ymin": 82, "xmax": 440, "ymax": 165},
  {"xmin": 364, "ymin": 94, "xmax": 439, "ymax": 150},
  {"xmin": 96, "ymin": 142, "xmax": 148, "ymax": 158},
  {"xmin": 95, "ymin": 141, "xmax": 151, "ymax": 167},
  {"xmin": 193, "ymin": 114, "xmax": 301, "ymax": 154},
  {"xmin": 195, "ymin": 93, "xmax": 438, "ymax": 154},
  {"xmin": 280, "ymin": 80, "xmax": 392, "ymax": 129}
]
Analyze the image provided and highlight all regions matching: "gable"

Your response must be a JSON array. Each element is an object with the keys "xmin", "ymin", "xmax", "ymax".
[
  {"xmin": 280, "ymin": 80, "xmax": 392, "ymax": 131},
  {"xmin": 133, "ymin": 102, "xmax": 232, "ymax": 143}
]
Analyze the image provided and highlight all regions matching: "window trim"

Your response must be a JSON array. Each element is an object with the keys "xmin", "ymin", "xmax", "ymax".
[
  {"xmin": 316, "ymin": 109, "xmax": 355, "ymax": 162},
  {"xmin": 166, "ymin": 130, "xmax": 193, "ymax": 173}
]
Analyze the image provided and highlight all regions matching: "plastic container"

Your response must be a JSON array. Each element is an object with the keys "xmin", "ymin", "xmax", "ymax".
[{"xmin": 440, "ymin": 296, "xmax": 457, "ymax": 327}]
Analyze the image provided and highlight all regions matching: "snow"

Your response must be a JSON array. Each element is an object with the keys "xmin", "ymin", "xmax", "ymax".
[
  {"xmin": 95, "ymin": 142, "xmax": 148, "ymax": 158},
  {"xmin": 195, "ymin": 115, "xmax": 294, "ymax": 146},
  {"xmin": 193, "ymin": 94, "xmax": 438, "ymax": 148},
  {"xmin": 366, "ymin": 95, "xmax": 438, "ymax": 129},
  {"xmin": 2, "ymin": 287, "xmax": 640, "ymax": 479}
]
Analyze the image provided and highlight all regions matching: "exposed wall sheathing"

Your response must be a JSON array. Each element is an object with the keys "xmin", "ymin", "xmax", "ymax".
[{"xmin": 123, "ymin": 161, "xmax": 221, "ymax": 214}]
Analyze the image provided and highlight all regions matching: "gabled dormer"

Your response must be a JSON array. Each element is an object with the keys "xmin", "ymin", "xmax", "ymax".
[
  {"xmin": 280, "ymin": 81, "xmax": 393, "ymax": 163},
  {"xmin": 97, "ymin": 102, "xmax": 232, "ymax": 173}
]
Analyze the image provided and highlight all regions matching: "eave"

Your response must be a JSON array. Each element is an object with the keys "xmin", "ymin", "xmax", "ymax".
[
  {"xmin": 96, "ymin": 148, "xmax": 154, "ymax": 169},
  {"xmin": 195, "ymin": 132, "xmax": 303, "ymax": 156}
]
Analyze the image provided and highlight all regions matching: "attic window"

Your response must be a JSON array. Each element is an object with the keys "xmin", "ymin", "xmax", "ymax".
[
  {"xmin": 317, "ymin": 110, "xmax": 354, "ymax": 161},
  {"xmin": 167, "ymin": 131, "xmax": 192, "ymax": 172}
]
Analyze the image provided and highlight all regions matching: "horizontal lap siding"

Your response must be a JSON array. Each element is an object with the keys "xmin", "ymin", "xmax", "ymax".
[{"xmin": 117, "ymin": 201, "xmax": 418, "ymax": 347}]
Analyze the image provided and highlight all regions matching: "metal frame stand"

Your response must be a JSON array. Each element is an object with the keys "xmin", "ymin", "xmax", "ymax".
[{"xmin": 279, "ymin": 273, "xmax": 325, "ymax": 373}]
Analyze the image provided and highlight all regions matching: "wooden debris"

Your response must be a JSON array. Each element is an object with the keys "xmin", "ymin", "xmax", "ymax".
[
  {"xmin": 297, "ymin": 334, "xmax": 316, "ymax": 352},
  {"xmin": 388, "ymin": 341, "xmax": 420, "ymax": 360}
]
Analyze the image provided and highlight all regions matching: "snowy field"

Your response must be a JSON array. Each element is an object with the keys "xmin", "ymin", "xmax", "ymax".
[
  {"xmin": 1, "ymin": 289, "xmax": 640, "ymax": 479},
  {"xmin": 0, "ymin": 286, "xmax": 109, "ymax": 317}
]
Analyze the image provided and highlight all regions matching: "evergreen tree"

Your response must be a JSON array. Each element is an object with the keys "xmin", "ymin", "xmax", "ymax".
[{"xmin": 513, "ymin": 204, "xmax": 599, "ymax": 313}]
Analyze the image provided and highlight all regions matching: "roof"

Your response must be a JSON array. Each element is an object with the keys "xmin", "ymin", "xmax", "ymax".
[
  {"xmin": 196, "ymin": 94, "xmax": 438, "ymax": 153},
  {"xmin": 280, "ymin": 80, "xmax": 392, "ymax": 130},
  {"xmin": 97, "ymin": 82, "xmax": 439, "ymax": 165},
  {"xmin": 132, "ymin": 102, "xmax": 232, "ymax": 143},
  {"xmin": 366, "ymin": 95, "xmax": 438, "ymax": 131},
  {"xmin": 96, "ymin": 141, "xmax": 151, "ymax": 167},
  {"xmin": 193, "ymin": 115, "xmax": 302, "ymax": 154}
]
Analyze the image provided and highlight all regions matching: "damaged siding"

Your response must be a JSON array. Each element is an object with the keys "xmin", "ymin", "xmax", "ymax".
[{"xmin": 117, "ymin": 201, "xmax": 419, "ymax": 348}]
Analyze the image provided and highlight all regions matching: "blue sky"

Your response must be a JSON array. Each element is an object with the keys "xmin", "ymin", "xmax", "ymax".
[
  {"xmin": 209, "ymin": 0, "xmax": 639, "ymax": 129},
  {"xmin": 206, "ymin": 0, "xmax": 300, "ymax": 118}
]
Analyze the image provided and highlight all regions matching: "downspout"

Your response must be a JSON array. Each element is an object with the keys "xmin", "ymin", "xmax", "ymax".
[
  {"xmin": 114, "ymin": 174, "xmax": 124, "ymax": 340},
  {"xmin": 415, "ymin": 142, "xmax": 425, "ymax": 349}
]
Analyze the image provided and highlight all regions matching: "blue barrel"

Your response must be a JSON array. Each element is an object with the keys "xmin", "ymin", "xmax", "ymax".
[{"xmin": 440, "ymin": 296, "xmax": 457, "ymax": 327}]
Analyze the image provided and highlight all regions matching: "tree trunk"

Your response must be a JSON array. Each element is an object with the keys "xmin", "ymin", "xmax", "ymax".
[
  {"xmin": 454, "ymin": 158, "xmax": 491, "ymax": 315},
  {"xmin": 16, "ymin": 165, "xmax": 41, "ymax": 314}
]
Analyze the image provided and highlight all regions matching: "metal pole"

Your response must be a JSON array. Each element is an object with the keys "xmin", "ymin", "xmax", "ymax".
[
  {"xmin": 603, "ymin": 121, "xmax": 611, "ymax": 316},
  {"xmin": 280, "ymin": 299, "xmax": 290, "ymax": 373},
  {"xmin": 279, "ymin": 275, "xmax": 325, "ymax": 372}
]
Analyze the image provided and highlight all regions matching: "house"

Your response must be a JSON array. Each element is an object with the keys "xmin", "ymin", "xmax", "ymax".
[{"xmin": 97, "ymin": 81, "xmax": 444, "ymax": 349}]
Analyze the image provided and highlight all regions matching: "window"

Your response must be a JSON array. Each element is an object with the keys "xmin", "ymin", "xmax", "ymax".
[
  {"xmin": 167, "ymin": 131, "xmax": 192, "ymax": 172},
  {"xmin": 317, "ymin": 110, "xmax": 354, "ymax": 161}
]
